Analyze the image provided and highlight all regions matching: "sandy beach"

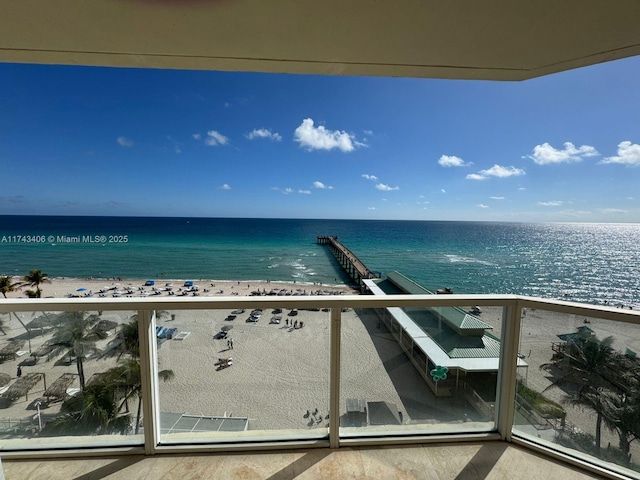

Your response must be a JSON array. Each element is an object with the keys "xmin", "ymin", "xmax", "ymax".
[
  {"xmin": 1, "ymin": 276, "xmax": 638, "ymax": 457},
  {"xmin": 0, "ymin": 276, "xmax": 487, "ymax": 446}
]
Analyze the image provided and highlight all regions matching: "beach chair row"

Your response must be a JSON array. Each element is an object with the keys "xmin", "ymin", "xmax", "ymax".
[{"xmin": 156, "ymin": 326, "xmax": 178, "ymax": 339}]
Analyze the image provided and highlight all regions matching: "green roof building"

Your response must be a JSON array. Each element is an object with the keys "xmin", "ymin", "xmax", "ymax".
[{"xmin": 363, "ymin": 272, "xmax": 527, "ymax": 400}]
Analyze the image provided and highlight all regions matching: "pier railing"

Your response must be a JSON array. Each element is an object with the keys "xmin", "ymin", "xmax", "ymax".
[
  {"xmin": 317, "ymin": 236, "xmax": 381, "ymax": 286},
  {"xmin": 0, "ymin": 295, "xmax": 639, "ymax": 479}
]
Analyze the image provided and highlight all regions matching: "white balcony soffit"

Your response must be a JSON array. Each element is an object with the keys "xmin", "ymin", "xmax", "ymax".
[{"xmin": 1, "ymin": 0, "xmax": 640, "ymax": 81}]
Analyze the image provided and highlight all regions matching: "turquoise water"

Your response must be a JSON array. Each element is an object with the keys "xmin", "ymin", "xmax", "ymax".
[{"xmin": 1, "ymin": 216, "xmax": 639, "ymax": 307}]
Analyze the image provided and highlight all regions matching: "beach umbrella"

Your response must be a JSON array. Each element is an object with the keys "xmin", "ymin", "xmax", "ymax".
[
  {"xmin": 76, "ymin": 288, "xmax": 87, "ymax": 292},
  {"xmin": 221, "ymin": 325, "xmax": 233, "ymax": 332},
  {"xmin": 26, "ymin": 315, "xmax": 54, "ymax": 330}
]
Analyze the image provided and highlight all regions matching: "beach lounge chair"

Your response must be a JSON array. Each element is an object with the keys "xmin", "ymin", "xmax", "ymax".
[{"xmin": 214, "ymin": 357, "xmax": 233, "ymax": 370}]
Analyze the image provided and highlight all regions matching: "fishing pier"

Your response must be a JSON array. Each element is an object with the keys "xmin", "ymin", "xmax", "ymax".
[{"xmin": 317, "ymin": 236, "xmax": 381, "ymax": 287}]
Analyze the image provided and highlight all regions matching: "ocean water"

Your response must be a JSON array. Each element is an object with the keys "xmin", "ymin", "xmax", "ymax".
[{"xmin": 1, "ymin": 216, "xmax": 639, "ymax": 308}]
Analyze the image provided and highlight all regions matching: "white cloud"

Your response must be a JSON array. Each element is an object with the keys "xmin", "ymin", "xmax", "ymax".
[
  {"xmin": 220, "ymin": 184, "xmax": 231, "ymax": 190},
  {"xmin": 627, "ymin": 197, "xmax": 635, "ymax": 200},
  {"xmin": 438, "ymin": 155, "xmax": 472, "ymax": 167},
  {"xmin": 600, "ymin": 141, "xmax": 640, "ymax": 166},
  {"xmin": 375, "ymin": 183, "xmax": 399, "ymax": 191},
  {"xmin": 538, "ymin": 201, "xmax": 563, "ymax": 207},
  {"xmin": 313, "ymin": 181, "xmax": 334, "ymax": 189},
  {"xmin": 294, "ymin": 118, "xmax": 363, "ymax": 152},
  {"xmin": 174, "ymin": 146, "xmax": 181, "ymax": 154},
  {"xmin": 477, "ymin": 204, "xmax": 489, "ymax": 209},
  {"xmin": 192, "ymin": 133, "xmax": 201, "ymax": 140},
  {"xmin": 490, "ymin": 196, "xmax": 505, "ymax": 200},
  {"xmin": 467, "ymin": 165, "xmax": 525, "ymax": 180},
  {"xmin": 299, "ymin": 190, "xmax": 311, "ymax": 194},
  {"xmin": 527, "ymin": 142, "xmax": 599, "ymax": 165},
  {"xmin": 368, "ymin": 206, "xmax": 377, "ymax": 210},
  {"xmin": 363, "ymin": 130, "xmax": 373, "ymax": 136},
  {"xmin": 271, "ymin": 187, "xmax": 294, "ymax": 195},
  {"xmin": 598, "ymin": 208, "xmax": 627, "ymax": 214},
  {"xmin": 117, "ymin": 136, "xmax": 133, "ymax": 147},
  {"xmin": 361, "ymin": 174, "xmax": 378, "ymax": 181},
  {"xmin": 246, "ymin": 128, "xmax": 282, "ymax": 142},
  {"xmin": 441, "ymin": 189, "xmax": 446, "ymax": 193},
  {"xmin": 204, "ymin": 130, "xmax": 229, "ymax": 146}
]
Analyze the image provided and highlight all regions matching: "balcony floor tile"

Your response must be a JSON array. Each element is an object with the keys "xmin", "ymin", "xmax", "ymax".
[{"xmin": 2, "ymin": 442, "xmax": 604, "ymax": 479}]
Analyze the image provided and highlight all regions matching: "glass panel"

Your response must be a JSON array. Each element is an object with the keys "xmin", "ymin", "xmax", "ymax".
[
  {"xmin": 157, "ymin": 306, "xmax": 330, "ymax": 443},
  {"xmin": 0, "ymin": 309, "xmax": 142, "ymax": 448},
  {"xmin": 513, "ymin": 308, "xmax": 640, "ymax": 475},
  {"xmin": 339, "ymin": 304, "xmax": 500, "ymax": 437}
]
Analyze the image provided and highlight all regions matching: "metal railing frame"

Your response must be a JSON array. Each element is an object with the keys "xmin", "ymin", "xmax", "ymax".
[{"xmin": 1, "ymin": 294, "xmax": 639, "ymax": 478}]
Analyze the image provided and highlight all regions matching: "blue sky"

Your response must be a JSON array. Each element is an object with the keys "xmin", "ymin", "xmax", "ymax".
[{"xmin": 1, "ymin": 57, "xmax": 639, "ymax": 222}]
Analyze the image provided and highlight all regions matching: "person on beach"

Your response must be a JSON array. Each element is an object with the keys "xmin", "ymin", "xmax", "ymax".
[
  {"xmin": 16, "ymin": 366, "xmax": 22, "ymax": 378},
  {"xmin": 229, "ymin": 338, "xmax": 234, "ymax": 349}
]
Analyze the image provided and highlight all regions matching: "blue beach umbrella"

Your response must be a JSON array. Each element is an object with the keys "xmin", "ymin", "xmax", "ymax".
[{"xmin": 77, "ymin": 288, "xmax": 87, "ymax": 292}]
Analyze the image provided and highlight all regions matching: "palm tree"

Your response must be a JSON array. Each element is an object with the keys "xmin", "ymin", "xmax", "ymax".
[
  {"xmin": 103, "ymin": 356, "xmax": 174, "ymax": 434},
  {"xmin": 563, "ymin": 386, "xmax": 617, "ymax": 456},
  {"xmin": 0, "ymin": 275, "xmax": 20, "ymax": 299},
  {"xmin": 597, "ymin": 358, "xmax": 640, "ymax": 461},
  {"xmin": 103, "ymin": 314, "xmax": 143, "ymax": 359},
  {"xmin": 46, "ymin": 312, "xmax": 174, "ymax": 436},
  {"xmin": 49, "ymin": 312, "xmax": 108, "ymax": 389},
  {"xmin": 21, "ymin": 269, "xmax": 50, "ymax": 298},
  {"xmin": 541, "ymin": 335, "xmax": 622, "ymax": 391},
  {"xmin": 102, "ymin": 315, "xmax": 174, "ymax": 433},
  {"xmin": 104, "ymin": 311, "xmax": 170, "ymax": 359},
  {"xmin": 541, "ymin": 334, "xmax": 623, "ymax": 452},
  {"xmin": 40, "ymin": 379, "xmax": 131, "ymax": 436}
]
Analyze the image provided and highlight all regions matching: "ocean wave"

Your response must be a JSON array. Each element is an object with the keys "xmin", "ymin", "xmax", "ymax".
[{"xmin": 444, "ymin": 254, "xmax": 494, "ymax": 266}]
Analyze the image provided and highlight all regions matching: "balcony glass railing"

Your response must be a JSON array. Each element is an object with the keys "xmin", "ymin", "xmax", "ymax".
[
  {"xmin": 0, "ymin": 296, "xmax": 638, "ymax": 479},
  {"xmin": 338, "ymin": 306, "xmax": 500, "ymax": 437},
  {"xmin": 512, "ymin": 304, "xmax": 640, "ymax": 477},
  {"xmin": 156, "ymin": 307, "xmax": 331, "ymax": 444},
  {"xmin": 0, "ymin": 308, "xmax": 143, "ymax": 449}
]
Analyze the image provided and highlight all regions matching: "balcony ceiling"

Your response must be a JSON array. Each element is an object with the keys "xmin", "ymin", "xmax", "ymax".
[{"xmin": 1, "ymin": 1, "xmax": 640, "ymax": 81}]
